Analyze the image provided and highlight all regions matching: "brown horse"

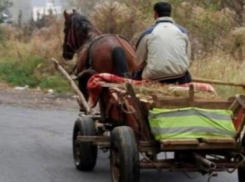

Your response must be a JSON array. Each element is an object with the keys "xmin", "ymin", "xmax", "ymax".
[{"xmin": 62, "ymin": 10, "xmax": 137, "ymax": 100}]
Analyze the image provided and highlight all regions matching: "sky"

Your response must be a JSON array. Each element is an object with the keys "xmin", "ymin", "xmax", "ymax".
[
  {"xmin": 6, "ymin": 0, "xmax": 71, "ymax": 23},
  {"xmin": 32, "ymin": 0, "xmax": 68, "ymax": 7}
]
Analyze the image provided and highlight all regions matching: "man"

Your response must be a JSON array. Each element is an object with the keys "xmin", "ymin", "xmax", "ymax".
[{"xmin": 133, "ymin": 1, "xmax": 192, "ymax": 84}]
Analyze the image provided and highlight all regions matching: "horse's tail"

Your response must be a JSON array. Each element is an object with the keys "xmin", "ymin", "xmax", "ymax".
[{"xmin": 112, "ymin": 46, "xmax": 129, "ymax": 78}]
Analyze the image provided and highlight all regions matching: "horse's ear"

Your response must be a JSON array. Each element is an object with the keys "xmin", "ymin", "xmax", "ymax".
[
  {"xmin": 64, "ymin": 10, "xmax": 69, "ymax": 20},
  {"xmin": 73, "ymin": 9, "xmax": 77, "ymax": 14}
]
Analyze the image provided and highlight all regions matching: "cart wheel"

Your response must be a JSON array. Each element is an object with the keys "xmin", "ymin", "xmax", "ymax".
[
  {"xmin": 72, "ymin": 116, "xmax": 98, "ymax": 171},
  {"xmin": 238, "ymin": 135, "xmax": 245, "ymax": 182},
  {"xmin": 110, "ymin": 126, "xmax": 139, "ymax": 182},
  {"xmin": 239, "ymin": 167, "xmax": 245, "ymax": 182}
]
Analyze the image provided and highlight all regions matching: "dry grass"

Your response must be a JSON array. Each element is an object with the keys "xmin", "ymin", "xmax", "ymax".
[
  {"xmin": 90, "ymin": 1, "xmax": 150, "ymax": 41},
  {"xmin": 0, "ymin": 1, "xmax": 244, "ymax": 96},
  {"xmin": 131, "ymin": 83, "xmax": 218, "ymax": 100},
  {"xmin": 190, "ymin": 52, "xmax": 245, "ymax": 97},
  {"xmin": 0, "ymin": 18, "xmax": 76, "ymax": 68},
  {"xmin": 0, "ymin": 19, "xmax": 74, "ymax": 93},
  {"xmin": 0, "ymin": 22, "xmax": 245, "ymax": 97}
]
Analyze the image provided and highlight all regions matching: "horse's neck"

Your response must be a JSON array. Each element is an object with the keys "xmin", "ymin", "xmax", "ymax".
[
  {"xmin": 88, "ymin": 32, "xmax": 99, "ymax": 41},
  {"xmin": 76, "ymin": 32, "xmax": 98, "ymax": 51},
  {"xmin": 87, "ymin": 28, "xmax": 102, "ymax": 43}
]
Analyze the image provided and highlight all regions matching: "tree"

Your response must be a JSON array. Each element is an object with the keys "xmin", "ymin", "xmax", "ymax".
[
  {"xmin": 0, "ymin": 0, "xmax": 12, "ymax": 48},
  {"xmin": 0, "ymin": 0, "xmax": 13, "ymax": 23},
  {"xmin": 220, "ymin": 0, "xmax": 245, "ymax": 25}
]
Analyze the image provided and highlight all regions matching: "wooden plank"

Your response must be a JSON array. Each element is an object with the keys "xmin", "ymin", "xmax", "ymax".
[
  {"xmin": 236, "ymin": 95, "xmax": 245, "ymax": 108},
  {"xmin": 161, "ymin": 143, "xmax": 236, "ymax": 151},
  {"xmin": 153, "ymin": 96, "xmax": 232, "ymax": 109},
  {"xmin": 161, "ymin": 139, "xmax": 199, "ymax": 146},
  {"xmin": 51, "ymin": 58, "xmax": 91, "ymax": 114},
  {"xmin": 193, "ymin": 100, "xmax": 232, "ymax": 109},
  {"xmin": 152, "ymin": 96, "xmax": 189, "ymax": 108},
  {"xmin": 126, "ymin": 83, "xmax": 153, "ymax": 140},
  {"xmin": 192, "ymin": 78, "xmax": 245, "ymax": 87},
  {"xmin": 236, "ymin": 115, "xmax": 245, "ymax": 140},
  {"xmin": 201, "ymin": 138, "xmax": 235, "ymax": 144},
  {"xmin": 229, "ymin": 99, "xmax": 240, "ymax": 111},
  {"xmin": 139, "ymin": 99, "xmax": 154, "ymax": 105},
  {"xmin": 139, "ymin": 146, "xmax": 159, "ymax": 153},
  {"xmin": 77, "ymin": 136, "xmax": 110, "ymax": 142},
  {"xmin": 139, "ymin": 141, "xmax": 158, "ymax": 147},
  {"xmin": 96, "ymin": 142, "xmax": 110, "ymax": 147},
  {"xmin": 189, "ymin": 84, "xmax": 194, "ymax": 106},
  {"xmin": 154, "ymin": 96, "xmax": 229, "ymax": 102},
  {"xmin": 234, "ymin": 95, "xmax": 245, "ymax": 140},
  {"xmin": 139, "ymin": 99, "xmax": 154, "ymax": 110},
  {"xmin": 140, "ymin": 161, "xmax": 244, "ymax": 170}
]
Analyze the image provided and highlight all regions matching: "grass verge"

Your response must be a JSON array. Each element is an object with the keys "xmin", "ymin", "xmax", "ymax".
[{"xmin": 0, "ymin": 55, "xmax": 72, "ymax": 94}]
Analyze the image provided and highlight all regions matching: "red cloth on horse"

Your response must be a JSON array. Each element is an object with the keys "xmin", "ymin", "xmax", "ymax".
[{"xmin": 87, "ymin": 73, "xmax": 216, "ymax": 107}]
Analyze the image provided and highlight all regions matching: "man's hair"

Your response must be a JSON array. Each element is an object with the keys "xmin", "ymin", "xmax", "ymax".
[{"xmin": 153, "ymin": 1, "xmax": 172, "ymax": 17}]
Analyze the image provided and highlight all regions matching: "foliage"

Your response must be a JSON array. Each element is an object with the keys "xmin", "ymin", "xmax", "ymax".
[
  {"xmin": 220, "ymin": 0, "xmax": 245, "ymax": 25},
  {"xmin": 0, "ymin": 16, "xmax": 75, "ymax": 93},
  {"xmin": 0, "ymin": 26, "xmax": 6, "ymax": 46},
  {"xmin": 0, "ymin": 0, "xmax": 12, "ymax": 22},
  {"xmin": 39, "ymin": 74, "xmax": 72, "ymax": 93},
  {"xmin": 0, "ymin": 55, "xmax": 44, "ymax": 87},
  {"xmin": 190, "ymin": 52, "xmax": 245, "ymax": 97},
  {"xmin": 90, "ymin": 1, "xmax": 147, "ymax": 41},
  {"xmin": 88, "ymin": 0, "xmax": 237, "ymax": 57},
  {"xmin": 0, "ymin": 55, "xmax": 71, "ymax": 93},
  {"xmin": 0, "ymin": 0, "xmax": 245, "ymax": 95}
]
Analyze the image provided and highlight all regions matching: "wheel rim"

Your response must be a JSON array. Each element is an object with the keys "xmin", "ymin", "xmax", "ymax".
[
  {"xmin": 112, "ymin": 145, "xmax": 120, "ymax": 182},
  {"xmin": 75, "ymin": 146, "xmax": 81, "ymax": 166},
  {"xmin": 74, "ymin": 132, "xmax": 81, "ymax": 166}
]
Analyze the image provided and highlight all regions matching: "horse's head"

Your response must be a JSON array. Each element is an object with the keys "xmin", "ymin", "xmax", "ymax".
[{"xmin": 63, "ymin": 10, "xmax": 97, "ymax": 60}]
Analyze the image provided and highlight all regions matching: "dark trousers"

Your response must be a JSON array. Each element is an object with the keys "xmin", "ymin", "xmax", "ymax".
[{"xmin": 133, "ymin": 70, "xmax": 192, "ymax": 84}]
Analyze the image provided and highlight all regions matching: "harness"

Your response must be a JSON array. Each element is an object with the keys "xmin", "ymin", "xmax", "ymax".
[{"xmin": 82, "ymin": 34, "xmax": 134, "ymax": 71}]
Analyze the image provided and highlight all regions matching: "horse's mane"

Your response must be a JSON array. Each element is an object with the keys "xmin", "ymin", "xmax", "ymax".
[{"xmin": 71, "ymin": 13, "xmax": 100, "ymax": 38}]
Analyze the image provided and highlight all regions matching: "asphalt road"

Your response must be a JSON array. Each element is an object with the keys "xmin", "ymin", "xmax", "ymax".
[{"xmin": 0, "ymin": 105, "xmax": 239, "ymax": 182}]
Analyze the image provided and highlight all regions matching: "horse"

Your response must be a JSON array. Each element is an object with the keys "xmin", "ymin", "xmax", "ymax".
[{"xmin": 62, "ymin": 10, "xmax": 137, "ymax": 101}]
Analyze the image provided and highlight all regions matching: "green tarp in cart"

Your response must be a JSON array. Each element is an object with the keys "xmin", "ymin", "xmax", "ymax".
[{"xmin": 149, "ymin": 107, "xmax": 236, "ymax": 140}]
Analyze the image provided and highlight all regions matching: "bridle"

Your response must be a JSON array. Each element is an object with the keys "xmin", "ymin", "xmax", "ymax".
[{"xmin": 64, "ymin": 18, "xmax": 80, "ymax": 53}]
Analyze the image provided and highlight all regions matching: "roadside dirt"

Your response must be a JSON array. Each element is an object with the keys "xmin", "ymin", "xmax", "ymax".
[{"xmin": 0, "ymin": 82, "xmax": 80, "ymax": 111}]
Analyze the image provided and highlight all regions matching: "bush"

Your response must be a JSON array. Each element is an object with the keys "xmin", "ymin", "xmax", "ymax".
[
  {"xmin": 0, "ymin": 0, "xmax": 245, "ymax": 97},
  {"xmin": 0, "ymin": 56, "xmax": 41, "ymax": 87},
  {"xmin": 0, "ymin": 55, "xmax": 71, "ymax": 93},
  {"xmin": 39, "ymin": 75, "xmax": 71, "ymax": 93},
  {"xmin": 226, "ymin": 27, "xmax": 245, "ymax": 61},
  {"xmin": 171, "ymin": 3, "xmax": 235, "ymax": 57},
  {"xmin": 0, "ymin": 25, "xmax": 7, "ymax": 47},
  {"xmin": 90, "ymin": 1, "xmax": 149, "ymax": 41}
]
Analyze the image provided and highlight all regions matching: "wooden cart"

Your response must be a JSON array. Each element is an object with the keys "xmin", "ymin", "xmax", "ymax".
[{"xmin": 52, "ymin": 58, "xmax": 245, "ymax": 182}]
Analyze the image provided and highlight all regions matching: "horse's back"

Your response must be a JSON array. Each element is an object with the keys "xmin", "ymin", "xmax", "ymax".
[{"xmin": 90, "ymin": 35, "xmax": 137, "ymax": 74}]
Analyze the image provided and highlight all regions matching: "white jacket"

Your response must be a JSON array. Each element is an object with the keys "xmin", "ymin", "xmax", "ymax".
[{"xmin": 135, "ymin": 17, "xmax": 191, "ymax": 80}]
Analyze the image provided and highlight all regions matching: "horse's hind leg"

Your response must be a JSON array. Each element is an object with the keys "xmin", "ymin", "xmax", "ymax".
[{"xmin": 112, "ymin": 46, "xmax": 130, "ymax": 78}]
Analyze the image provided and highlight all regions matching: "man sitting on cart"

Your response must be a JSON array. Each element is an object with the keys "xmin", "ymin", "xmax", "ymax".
[{"xmin": 133, "ymin": 1, "xmax": 192, "ymax": 84}]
